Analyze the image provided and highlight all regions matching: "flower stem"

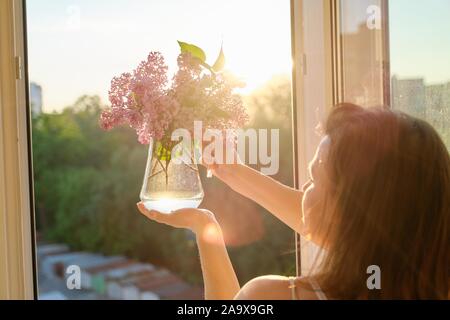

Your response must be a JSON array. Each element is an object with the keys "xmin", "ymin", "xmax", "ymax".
[
  {"xmin": 156, "ymin": 157, "xmax": 170, "ymax": 189},
  {"xmin": 165, "ymin": 159, "xmax": 169, "ymax": 188}
]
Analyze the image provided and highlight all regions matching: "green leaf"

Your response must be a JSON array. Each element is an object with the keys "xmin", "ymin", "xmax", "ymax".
[
  {"xmin": 155, "ymin": 142, "xmax": 172, "ymax": 162},
  {"xmin": 177, "ymin": 41, "xmax": 207, "ymax": 63},
  {"xmin": 212, "ymin": 46, "xmax": 226, "ymax": 72}
]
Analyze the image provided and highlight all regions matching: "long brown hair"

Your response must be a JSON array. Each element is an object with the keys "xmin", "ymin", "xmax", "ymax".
[{"xmin": 313, "ymin": 103, "xmax": 449, "ymax": 299}]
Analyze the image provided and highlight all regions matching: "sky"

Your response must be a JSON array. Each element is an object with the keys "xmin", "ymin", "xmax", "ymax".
[
  {"xmin": 389, "ymin": 0, "xmax": 450, "ymax": 85},
  {"xmin": 26, "ymin": 0, "xmax": 450, "ymax": 112},
  {"xmin": 338, "ymin": 0, "xmax": 450, "ymax": 85},
  {"xmin": 26, "ymin": 0, "xmax": 292, "ymax": 112}
]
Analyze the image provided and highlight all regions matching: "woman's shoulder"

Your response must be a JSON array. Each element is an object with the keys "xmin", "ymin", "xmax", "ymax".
[{"xmin": 235, "ymin": 275, "xmax": 318, "ymax": 300}]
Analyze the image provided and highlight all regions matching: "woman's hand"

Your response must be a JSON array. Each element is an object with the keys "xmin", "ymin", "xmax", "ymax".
[
  {"xmin": 201, "ymin": 136, "xmax": 243, "ymax": 190},
  {"xmin": 137, "ymin": 202, "xmax": 217, "ymax": 235}
]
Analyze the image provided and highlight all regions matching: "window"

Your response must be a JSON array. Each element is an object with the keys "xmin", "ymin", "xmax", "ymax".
[
  {"xmin": 26, "ymin": 0, "xmax": 295, "ymax": 300},
  {"xmin": 5, "ymin": 0, "xmax": 444, "ymax": 300},
  {"xmin": 291, "ymin": 0, "xmax": 334, "ymax": 276},
  {"xmin": 291, "ymin": 0, "xmax": 390, "ymax": 275}
]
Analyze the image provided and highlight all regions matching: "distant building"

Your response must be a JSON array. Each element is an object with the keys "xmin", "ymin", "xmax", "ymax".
[
  {"xmin": 391, "ymin": 77, "xmax": 449, "ymax": 149},
  {"xmin": 30, "ymin": 82, "xmax": 43, "ymax": 116},
  {"xmin": 426, "ymin": 83, "xmax": 444, "ymax": 113},
  {"xmin": 424, "ymin": 81, "xmax": 450, "ymax": 132},
  {"xmin": 442, "ymin": 82, "xmax": 450, "ymax": 113},
  {"xmin": 391, "ymin": 76, "xmax": 426, "ymax": 118}
]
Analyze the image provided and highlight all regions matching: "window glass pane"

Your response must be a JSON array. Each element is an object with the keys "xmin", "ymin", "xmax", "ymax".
[
  {"xmin": 338, "ymin": 0, "xmax": 388, "ymax": 107},
  {"xmin": 26, "ymin": 0, "xmax": 294, "ymax": 300},
  {"xmin": 389, "ymin": 0, "xmax": 450, "ymax": 149}
]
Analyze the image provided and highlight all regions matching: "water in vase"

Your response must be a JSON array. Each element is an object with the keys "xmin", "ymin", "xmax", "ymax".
[{"xmin": 142, "ymin": 195, "xmax": 203, "ymax": 213}]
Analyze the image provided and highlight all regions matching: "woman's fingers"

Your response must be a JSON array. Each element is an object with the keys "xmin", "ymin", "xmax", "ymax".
[
  {"xmin": 201, "ymin": 135, "xmax": 239, "ymax": 166},
  {"xmin": 137, "ymin": 202, "xmax": 166, "ymax": 223},
  {"xmin": 199, "ymin": 153, "xmax": 220, "ymax": 178},
  {"xmin": 137, "ymin": 204, "xmax": 216, "ymax": 234},
  {"xmin": 137, "ymin": 202, "xmax": 155, "ymax": 218},
  {"xmin": 137, "ymin": 202, "xmax": 189, "ymax": 228}
]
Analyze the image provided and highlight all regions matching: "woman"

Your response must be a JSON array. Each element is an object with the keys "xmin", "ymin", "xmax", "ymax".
[{"xmin": 137, "ymin": 103, "xmax": 450, "ymax": 300}]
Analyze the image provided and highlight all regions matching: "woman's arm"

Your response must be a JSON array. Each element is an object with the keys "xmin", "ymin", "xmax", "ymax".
[
  {"xmin": 196, "ymin": 218, "xmax": 240, "ymax": 299},
  {"xmin": 137, "ymin": 204, "xmax": 314, "ymax": 300},
  {"xmin": 207, "ymin": 163, "xmax": 304, "ymax": 234},
  {"xmin": 137, "ymin": 204, "xmax": 240, "ymax": 300}
]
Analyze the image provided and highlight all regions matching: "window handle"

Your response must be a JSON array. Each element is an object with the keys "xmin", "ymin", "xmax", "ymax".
[{"xmin": 15, "ymin": 56, "xmax": 23, "ymax": 80}]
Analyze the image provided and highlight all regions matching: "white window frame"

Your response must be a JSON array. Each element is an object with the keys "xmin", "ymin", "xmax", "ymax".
[
  {"xmin": 0, "ymin": 0, "xmax": 36, "ymax": 299},
  {"xmin": 291, "ymin": 0, "xmax": 390, "ymax": 275},
  {"xmin": 291, "ymin": 0, "xmax": 334, "ymax": 276}
]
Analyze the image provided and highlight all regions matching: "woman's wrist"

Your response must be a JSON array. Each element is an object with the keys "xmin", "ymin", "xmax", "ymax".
[
  {"xmin": 193, "ymin": 210, "xmax": 219, "ymax": 235},
  {"xmin": 194, "ymin": 215, "xmax": 224, "ymax": 245}
]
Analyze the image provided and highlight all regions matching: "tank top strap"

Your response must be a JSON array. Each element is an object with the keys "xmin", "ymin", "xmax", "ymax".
[{"xmin": 288, "ymin": 276, "xmax": 298, "ymax": 300}]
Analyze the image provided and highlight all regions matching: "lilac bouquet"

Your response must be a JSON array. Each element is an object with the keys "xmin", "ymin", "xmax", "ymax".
[{"xmin": 99, "ymin": 41, "xmax": 249, "ymax": 154}]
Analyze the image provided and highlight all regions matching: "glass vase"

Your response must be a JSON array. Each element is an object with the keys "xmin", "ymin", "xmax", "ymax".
[{"xmin": 140, "ymin": 139, "xmax": 204, "ymax": 213}]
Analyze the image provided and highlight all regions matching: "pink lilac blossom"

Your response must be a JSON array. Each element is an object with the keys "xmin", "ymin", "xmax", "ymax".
[{"xmin": 100, "ymin": 51, "xmax": 248, "ymax": 145}]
